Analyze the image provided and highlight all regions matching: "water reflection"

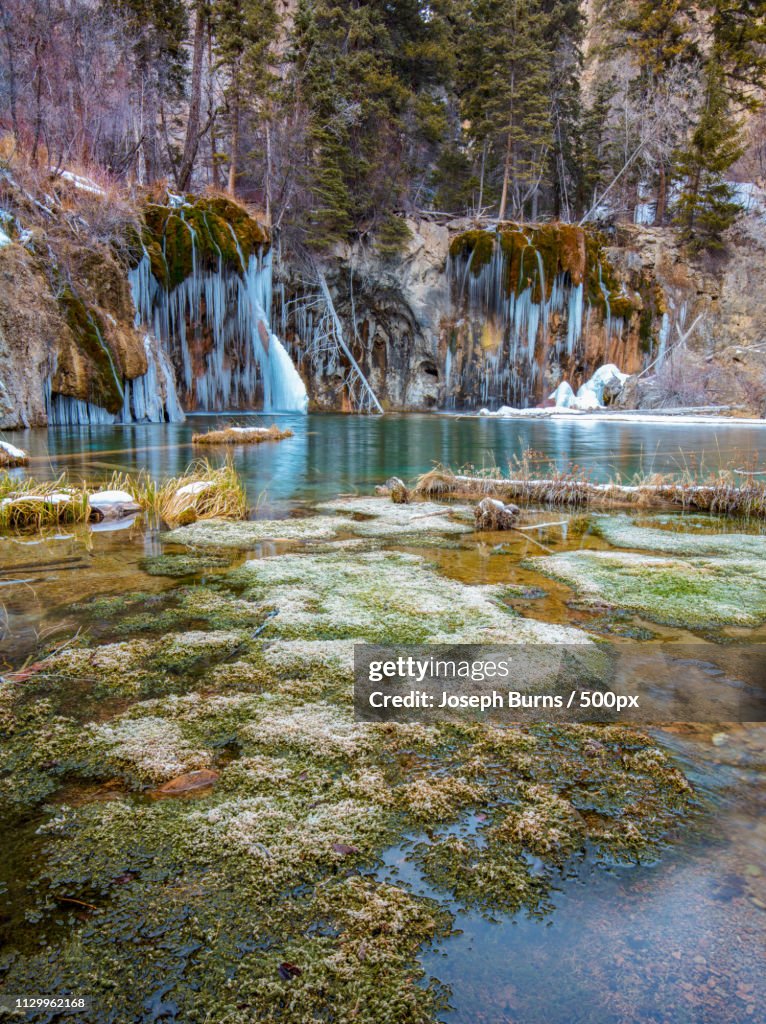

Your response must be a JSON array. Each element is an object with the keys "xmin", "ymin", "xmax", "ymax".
[{"xmin": 6, "ymin": 413, "xmax": 766, "ymax": 514}]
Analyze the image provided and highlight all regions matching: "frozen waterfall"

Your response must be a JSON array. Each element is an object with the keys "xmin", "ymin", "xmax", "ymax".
[{"xmin": 128, "ymin": 243, "xmax": 307, "ymax": 414}]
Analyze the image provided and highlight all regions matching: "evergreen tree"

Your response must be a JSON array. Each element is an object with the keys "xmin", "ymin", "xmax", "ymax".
[
  {"xmin": 291, "ymin": 0, "xmax": 439, "ymax": 248},
  {"xmin": 709, "ymin": 0, "xmax": 766, "ymax": 110},
  {"xmin": 458, "ymin": 0, "xmax": 552, "ymax": 221},
  {"xmin": 542, "ymin": 0, "xmax": 585, "ymax": 220},
  {"xmin": 614, "ymin": 0, "xmax": 699, "ymax": 223},
  {"xmin": 674, "ymin": 62, "xmax": 744, "ymax": 250}
]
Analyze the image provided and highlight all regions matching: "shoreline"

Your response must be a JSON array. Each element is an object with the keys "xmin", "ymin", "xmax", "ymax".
[{"xmin": 441, "ymin": 408, "xmax": 766, "ymax": 427}]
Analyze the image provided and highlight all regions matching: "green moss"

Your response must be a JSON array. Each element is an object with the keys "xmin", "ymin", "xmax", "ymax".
[
  {"xmin": 528, "ymin": 548, "xmax": 766, "ymax": 627},
  {"xmin": 140, "ymin": 552, "xmax": 234, "ymax": 578},
  {"xmin": 449, "ymin": 229, "xmax": 495, "ymax": 274},
  {"xmin": 452, "ymin": 223, "xmax": 589, "ymax": 303},
  {"xmin": 58, "ymin": 286, "xmax": 124, "ymax": 413},
  {"xmin": 142, "ymin": 195, "xmax": 270, "ymax": 291}
]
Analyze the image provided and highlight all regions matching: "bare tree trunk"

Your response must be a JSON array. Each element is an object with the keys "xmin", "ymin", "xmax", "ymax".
[
  {"xmin": 477, "ymin": 139, "xmax": 487, "ymax": 214},
  {"xmin": 498, "ymin": 74, "xmax": 515, "ymax": 222},
  {"xmin": 265, "ymin": 121, "xmax": 272, "ymax": 224},
  {"xmin": 31, "ymin": 38, "xmax": 44, "ymax": 166},
  {"xmin": 0, "ymin": 1, "xmax": 19, "ymax": 143},
  {"xmin": 142, "ymin": 70, "xmax": 162, "ymax": 182},
  {"xmin": 656, "ymin": 161, "xmax": 667, "ymax": 224},
  {"xmin": 207, "ymin": 21, "xmax": 221, "ymax": 190},
  {"xmin": 499, "ymin": 130, "xmax": 512, "ymax": 222},
  {"xmin": 227, "ymin": 88, "xmax": 240, "ymax": 196},
  {"xmin": 177, "ymin": 1, "xmax": 206, "ymax": 190}
]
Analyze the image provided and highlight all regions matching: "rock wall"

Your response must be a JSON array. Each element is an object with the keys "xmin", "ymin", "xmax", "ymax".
[
  {"xmin": 0, "ymin": 242, "xmax": 153, "ymax": 429},
  {"xmin": 611, "ymin": 220, "xmax": 766, "ymax": 414},
  {"xmin": 279, "ymin": 215, "xmax": 766, "ymax": 415},
  {"xmin": 279, "ymin": 219, "xmax": 656, "ymax": 412},
  {"xmin": 277, "ymin": 221, "xmax": 451, "ymax": 410}
]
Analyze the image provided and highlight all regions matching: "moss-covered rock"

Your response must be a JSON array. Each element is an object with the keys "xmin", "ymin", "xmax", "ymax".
[
  {"xmin": 142, "ymin": 194, "xmax": 269, "ymax": 290},
  {"xmin": 529, "ymin": 548, "xmax": 766, "ymax": 627}
]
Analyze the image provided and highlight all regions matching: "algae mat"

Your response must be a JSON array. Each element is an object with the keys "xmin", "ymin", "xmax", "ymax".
[{"xmin": 0, "ymin": 511, "xmax": 697, "ymax": 1024}]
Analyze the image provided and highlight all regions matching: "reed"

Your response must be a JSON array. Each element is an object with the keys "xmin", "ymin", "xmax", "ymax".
[
  {"xmin": 192, "ymin": 424, "xmax": 293, "ymax": 445},
  {"xmin": 412, "ymin": 452, "xmax": 766, "ymax": 519},
  {"xmin": 0, "ymin": 460, "xmax": 248, "ymax": 531}
]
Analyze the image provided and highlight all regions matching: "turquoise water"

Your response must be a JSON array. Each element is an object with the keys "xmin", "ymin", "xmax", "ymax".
[{"xmin": 5, "ymin": 412, "xmax": 766, "ymax": 513}]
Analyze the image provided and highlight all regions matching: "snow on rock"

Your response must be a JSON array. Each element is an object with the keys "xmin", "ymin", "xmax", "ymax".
[
  {"xmin": 549, "ymin": 364, "xmax": 629, "ymax": 411},
  {"xmin": 176, "ymin": 480, "xmax": 215, "ymax": 498},
  {"xmin": 88, "ymin": 489, "xmax": 141, "ymax": 520},
  {"xmin": 89, "ymin": 489, "xmax": 135, "ymax": 506},
  {"xmin": 0, "ymin": 440, "xmax": 28, "ymax": 465}
]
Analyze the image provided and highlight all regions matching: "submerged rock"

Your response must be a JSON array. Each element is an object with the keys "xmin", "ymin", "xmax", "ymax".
[{"xmin": 474, "ymin": 497, "xmax": 520, "ymax": 530}]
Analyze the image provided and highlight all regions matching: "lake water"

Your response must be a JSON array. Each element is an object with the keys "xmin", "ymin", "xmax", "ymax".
[
  {"xmin": 5, "ymin": 412, "xmax": 766, "ymax": 514},
  {"xmin": 1, "ymin": 413, "xmax": 765, "ymax": 1023}
]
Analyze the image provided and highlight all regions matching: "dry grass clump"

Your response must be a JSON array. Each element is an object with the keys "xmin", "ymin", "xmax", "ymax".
[
  {"xmin": 413, "ymin": 465, "xmax": 458, "ymax": 497},
  {"xmin": 0, "ymin": 474, "xmax": 90, "ymax": 529},
  {"xmin": 94, "ymin": 459, "xmax": 247, "ymax": 526},
  {"xmin": 192, "ymin": 424, "xmax": 293, "ymax": 446},
  {"xmin": 0, "ymin": 460, "xmax": 247, "ymax": 531},
  {"xmin": 412, "ymin": 450, "xmax": 766, "ymax": 519},
  {"xmin": 152, "ymin": 460, "xmax": 247, "ymax": 527}
]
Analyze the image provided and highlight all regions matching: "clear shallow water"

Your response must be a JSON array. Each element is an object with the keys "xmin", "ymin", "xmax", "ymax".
[
  {"xmin": 5, "ymin": 412, "xmax": 766, "ymax": 513},
  {"xmin": 2, "ymin": 414, "xmax": 766, "ymax": 1022},
  {"xmin": 378, "ymin": 726, "xmax": 766, "ymax": 1024}
]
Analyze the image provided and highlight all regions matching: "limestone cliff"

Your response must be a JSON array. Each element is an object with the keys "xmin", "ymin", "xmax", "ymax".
[{"xmin": 279, "ymin": 215, "xmax": 766, "ymax": 415}]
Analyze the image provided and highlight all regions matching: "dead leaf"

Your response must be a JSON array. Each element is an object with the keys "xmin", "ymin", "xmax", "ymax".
[
  {"xmin": 278, "ymin": 962, "xmax": 302, "ymax": 981},
  {"xmin": 152, "ymin": 769, "xmax": 219, "ymax": 797}
]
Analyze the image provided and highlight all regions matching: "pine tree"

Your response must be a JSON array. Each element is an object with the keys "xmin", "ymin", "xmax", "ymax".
[
  {"xmin": 674, "ymin": 63, "xmax": 744, "ymax": 251},
  {"xmin": 291, "ymin": 0, "xmax": 439, "ymax": 248},
  {"xmin": 709, "ymin": 0, "xmax": 766, "ymax": 110},
  {"xmin": 542, "ymin": 0, "xmax": 585, "ymax": 220},
  {"xmin": 458, "ymin": 0, "xmax": 552, "ymax": 221},
  {"xmin": 617, "ymin": 0, "xmax": 699, "ymax": 223}
]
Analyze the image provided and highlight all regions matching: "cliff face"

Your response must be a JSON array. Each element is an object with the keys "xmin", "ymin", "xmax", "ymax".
[
  {"xmin": 0, "ymin": 181, "xmax": 276, "ymax": 428},
  {"xmin": 0, "ymin": 241, "xmax": 150, "ymax": 429},
  {"xmin": 277, "ymin": 221, "xmax": 451, "ymax": 411},
  {"xmin": 611, "ymin": 220, "xmax": 766, "ymax": 413},
  {"xmin": 2, "ymin": 184, "xmax": 766, "ymax": 428},
  {"xmin": 279, "ymin": 215, "xmax": 766, "ymax": 415},
  {"xmin": 279, "ymin": 219, "xmax": 654, "ymax": 412}
]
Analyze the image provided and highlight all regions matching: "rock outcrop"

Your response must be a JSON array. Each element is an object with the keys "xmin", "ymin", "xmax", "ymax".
[{"xmin": 279, "ymin": 214, "xmax": 766, "ymax": 415}]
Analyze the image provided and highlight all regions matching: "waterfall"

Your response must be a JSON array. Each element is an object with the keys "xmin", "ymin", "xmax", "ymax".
[
  {"xmin": 47, "ymin": 200, "xmax": 306, "ymax": 426},
  {"xmin": 127, "ymin": 243, "xmax": 307, "ymax": 414},
  {"xmin": 447, "ymin": 232, "xmax": 587, "ymax": 408}
]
